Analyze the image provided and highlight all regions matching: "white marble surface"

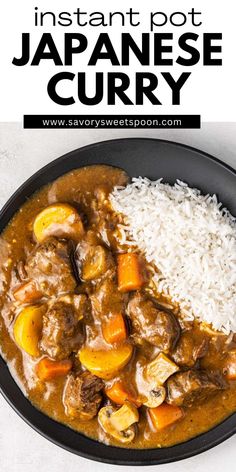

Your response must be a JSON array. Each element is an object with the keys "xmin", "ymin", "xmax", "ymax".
[{"xmin": 0, "ymin": 122, "xmax": 235, "ymax": 471}]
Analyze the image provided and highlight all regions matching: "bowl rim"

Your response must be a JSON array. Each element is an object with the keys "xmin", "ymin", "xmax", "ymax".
[{"xmin": 0, "ymin": 137, "xmax": 235, "ymax": 465}]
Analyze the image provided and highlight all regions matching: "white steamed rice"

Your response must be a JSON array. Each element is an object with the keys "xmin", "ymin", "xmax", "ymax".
[{"xmin": 110, "ymin": 177, "xmax": 236, "ymax": 334}]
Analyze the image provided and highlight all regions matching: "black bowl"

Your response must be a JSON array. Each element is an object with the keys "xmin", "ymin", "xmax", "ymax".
[{"xmin": 0, "ymin": 138, "xmax": 235, "ymax": 465}]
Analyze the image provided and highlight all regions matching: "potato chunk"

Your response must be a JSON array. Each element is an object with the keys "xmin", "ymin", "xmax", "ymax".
[
  {"xmin": 13, "ymin": 305, "xmax": 46, "ymax": 357},
  {"xmin": 78, "ymin": 343, "xmax": 133, "ymax": 379},
  {"xmin": 33, "ymin": 203, "xmax": 84, "ymax": 243}
]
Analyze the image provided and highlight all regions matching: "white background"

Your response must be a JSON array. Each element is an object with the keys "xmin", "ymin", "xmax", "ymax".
[
  {"xmin": 0, "ymin": 0, "xmax": 236, "ymax": 121},
  {"xmin": 0, "ymin": 123, "xmax": 236, "ymax": 471}
]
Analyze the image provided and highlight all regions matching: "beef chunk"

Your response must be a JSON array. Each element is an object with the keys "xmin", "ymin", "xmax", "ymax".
[
  {"xmin": 25, "ymin": 238, "xmax": 76, "ymax": 297},
  {"xmin": 171, "ymin": 332, "xmax": 208, "ymax": 367},
  {"xmin": 167, "ymin": 370, "xmax": 225, "ymax": 407},
  {"xmin": 40, "ymin": 299, "xmax": 84, "ymax": 360},
  {"xmin": 63, "ymin": 372, "xmax": 104, "ymax": 420},
  {"xmin": 90, "ymin": 278, "xmax": 126, "ymax": 321},
  {"xmin": 127, "ymin": 293, "xmax": 180, "ymax": 352}
]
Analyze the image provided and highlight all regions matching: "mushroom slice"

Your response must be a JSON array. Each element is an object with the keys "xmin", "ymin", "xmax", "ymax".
[
  {"xmin": 82, "ymin": 245, "xmax": 111, "ymax": 281},
  {"xmin": 109, "ymin": 402, "xmax": 139, "ymax": 431},
  {"xmin": 143, "ymin": 386, "xmax": 166, "ymax": 408},
  {"xmin": 98, "ymin": 404, "xmax": 138, "ymax": 444},
  {"xmin": 145, "ymin": 352, "xmax": 179, "ymax": 386}
]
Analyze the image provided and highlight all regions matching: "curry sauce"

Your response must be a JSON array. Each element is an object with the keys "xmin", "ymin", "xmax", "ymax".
[{"xmin": 0, "ymin": 165, "xmax": 235, "ymax": 449}]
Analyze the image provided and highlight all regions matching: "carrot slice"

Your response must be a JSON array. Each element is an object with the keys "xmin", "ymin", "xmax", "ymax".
[
  {"xmin": 149, "ymin": 403, "xmax": 183, "ymax": 431},
  {"xmin": 36, "ymin": 357, "xmax": 72, "ymax": 381},
  {"xmin": 102, "ymin": 313, "xmax": 127, "ymax": 344},
  {"xmin": 14, "ymin": 280, "xmax": 42, "ymax": 303},
  {"xmin": 117, "ymin": 253, "xmax": 144, "ymax": 292},
  {"xmin": 105, "ymin": 381, "xmax": 142, "ymax": 407}
]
